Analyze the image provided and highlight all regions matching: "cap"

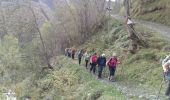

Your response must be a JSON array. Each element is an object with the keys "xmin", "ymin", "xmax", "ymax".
[
  {"xmin": 102, "ymin": 53, "xmax": 105, "ymax": 57},
  {"xmin": 112, "ymin": 52, "xmax": 117, "ymax": 57}
]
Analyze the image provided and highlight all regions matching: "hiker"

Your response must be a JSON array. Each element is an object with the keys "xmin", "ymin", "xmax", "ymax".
[
  {"xmin": 78, "ymin": 50, "xmax": 83, "ymax": 65},
  {"xmin": 68, "ymin": 48, "xmax": 72, "ymax": 58},
  {"xmin": 97, "ymin": 53, "xmax": 106, "ymax": 78},
  {"xmin": 162, "ymin": 55, "xmax": 170, "ymax": 97},
  {"xmin": 107, "ymin": 52, "xmax": 120, "ymax": 81},
  {"xmin": 65, "ymin": 48, "xmax": 68, "ymax": 56},
  {"xmin": 90, "ymin": 53, "xmax": 98, "ymax": 74},
  {"xmin": 65, "ymin": 48, "xmax": 69, "ymax": 57},
  {"xmin": 71, "ymin": 47, "xmax": 76, "ymax": 60},
  {"xmin": 84, "ymin": 51, "xmax": 90, "ymax": 68}
]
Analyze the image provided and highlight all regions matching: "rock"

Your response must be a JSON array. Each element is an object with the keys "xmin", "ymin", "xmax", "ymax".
[
  {"xmin": 149, "ymin": 95, "xmax": 157, "ymax": 98},
  {"xmin": 139, "ymin": 95, "xmax": 144, "ymax": 98}
]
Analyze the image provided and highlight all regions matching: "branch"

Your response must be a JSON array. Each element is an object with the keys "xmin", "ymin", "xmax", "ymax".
[{"xmin": 29, "ymin": 4, "xmax": 53, "ymax": 69}]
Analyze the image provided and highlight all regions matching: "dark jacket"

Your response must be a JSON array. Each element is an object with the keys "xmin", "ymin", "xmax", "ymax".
[
  {"xmin": 78, "ymin": 51, "xmax": 83, "ymax": 58},
  {"xmin": 97, "ymin": 56, "xmax": 106, "ymax": 66}
]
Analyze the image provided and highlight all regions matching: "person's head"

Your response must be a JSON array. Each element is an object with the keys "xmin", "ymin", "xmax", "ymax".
[
  {"xmin": 94, "ymin": 53, "xmax": 97, "ymax": 55},
  {"xmin": 101, "ymin": 53, "xmax": 105, "ymax": 57},
  {"xmin": 112, "ymin": 52, "xmax": 117, "ymax": 57},
  {"xmin": 92, "ymin": 48, "xmax": 96, "ymax": 51}
]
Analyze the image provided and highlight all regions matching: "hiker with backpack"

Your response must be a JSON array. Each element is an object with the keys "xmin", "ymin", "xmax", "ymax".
[
  {"xmin": 71, "ymin": 47, "xmax": 76, "ymax": 60},
  {"xmin": 78, "ymin": 50, "xmax": 83, "ymax": 65},
  {"xmin": 97, "ymin": 53, "xmax": 106, "ymax": 78},
  {"xmin": 107, "ymin": 52, "xmax": 120, "ymax": 81},
  {"xmin": 65, "ymin": 48, "xmax": 69, "ymax": 57},
  {"xmin": 84, "ymin": 51, "xmax": 90, "ymax": 69},
  {"xmin": 162, "ymin": 55, "xmax": 170, "ymax": 98},
  {"xmin": 68, "ymin": 48, "xmax": 72, "ymax": 58},
  {"xmin": 90, "ymin": 53, "xmax": 98, "ymax": 74}
]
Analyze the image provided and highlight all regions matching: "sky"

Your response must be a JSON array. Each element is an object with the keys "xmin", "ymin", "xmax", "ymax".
[{"xmin": 106, "ymin": 0, "xmax": 116, "ymax": 2}]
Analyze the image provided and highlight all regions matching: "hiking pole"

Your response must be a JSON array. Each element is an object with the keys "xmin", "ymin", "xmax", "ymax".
[{"xmin": 156, "ymin": 72, "xmax": 165, "ymax": 100}]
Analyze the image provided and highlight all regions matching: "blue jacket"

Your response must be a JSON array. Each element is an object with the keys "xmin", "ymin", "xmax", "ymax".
[{"xmin": 97, "ymin": 56, "xmax": 106, "ymax": 66}]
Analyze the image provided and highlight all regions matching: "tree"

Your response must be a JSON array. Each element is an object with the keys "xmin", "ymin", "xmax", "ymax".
[
  {"xmin": 124, "ymin": 0, "xmax": 147, "ymax": 54},
  {"xmin": 29, "ymin": 3, "xmax": 53, "ymax": 69}
]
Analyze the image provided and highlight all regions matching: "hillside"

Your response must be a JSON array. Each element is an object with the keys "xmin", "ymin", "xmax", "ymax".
[
  {"xmin": 78, "ymin": 18, "xmax": 170, "ymax": 99},
  {"xmin": 131, "ymin": 0, "xmax": 170, "ymax": 26},
  {"xmin": 12, "ymin": 57, "xmax": 124, "ymax": 100},
  {"xmin": 12, "ymin": 18, "xmax": 170, "ymax": 100},
  {"xmin": 0, "ymin": 0, "xmax": 170, "ymax": 100}
]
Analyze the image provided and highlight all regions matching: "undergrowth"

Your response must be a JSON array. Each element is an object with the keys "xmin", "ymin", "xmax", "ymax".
[
  {"xmin": 80, "ymin": 18, "xmax": 169, "ymax": 90},
  {"xmin": 15, "ymin": 57, "xmax": 125, "ymax": 100},
  {"xmin": 132, "ymin": 0, "xmax": 170, "ymax": 26}
]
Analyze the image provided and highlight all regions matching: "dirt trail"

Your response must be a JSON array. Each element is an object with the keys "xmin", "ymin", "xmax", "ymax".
[
  {"xmin": 72, "ymin": 59, "xmax": 166, "ymax": 100},
  {"xmin": 2, "ymin": 90, "xmax": 16, "ymax": 100},
  {"xmin": 111, "ymin": 15, "xmax": 170, "ymax": 40}
]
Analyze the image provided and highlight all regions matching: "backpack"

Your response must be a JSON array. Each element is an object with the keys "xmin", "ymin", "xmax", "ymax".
[
  {"xmin": 108, "ymin": 58, "xmax": 117, "ymax": 67},
  {"xmin": 91, "ymin": 55, "xmax": 97, "ymax": 63},
  {"xmin": 98, "ymin": 57, "xmax": 106, "ymax": 66},
  {"xmin": 85, "ymin": 55, "xmax": 90, "ymax": 60},
  {"xmin": 165, "ymin": 71, "xmax": 170, "ymax": 81},
  {"xmin": 78, "ymin": 51, "xmax": 83, "ymax": 58},
  {"xmin": 72, "ymin": 49, "xmax": 76, "ymax": 54},
  {"xmin": 162, "ymin": 55, "xmax": 170, "ymax": 65}
]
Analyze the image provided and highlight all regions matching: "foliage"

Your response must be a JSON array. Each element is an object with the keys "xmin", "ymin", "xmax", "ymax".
[
  {"xmin": 0, "ymin": 35, "xmax": 24, "ymax": 85},
  {"xmin": 80, "ymin": 18, "xmax": 169, "ymax": 94},
  {"xmin": 15, "ymin": 57, "xmax": 125, "ymax": 100},
  {"xmin": 131, "ymin": 0, "xmax": 170, "ymax": 26}
]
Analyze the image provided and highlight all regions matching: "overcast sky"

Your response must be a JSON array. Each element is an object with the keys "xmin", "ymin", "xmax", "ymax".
[{"xmin": 106, "ymin": 0, "xmax": 116, "ymax": 2}]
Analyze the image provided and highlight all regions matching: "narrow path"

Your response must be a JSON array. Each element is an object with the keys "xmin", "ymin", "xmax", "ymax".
[
  {"xmin": 111, "ymin": 15, "xmax": 170, "ymax": 40},
  {"xmin": 3, "ymin": 90, "xmax": 16, "ymax": 100},
  {"xmin": 72, "ymin": 59, "xmax": 166, "ymax": 100}
]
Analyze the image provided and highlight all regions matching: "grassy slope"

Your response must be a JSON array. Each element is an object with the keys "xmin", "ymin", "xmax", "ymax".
[
  {"xmin": 80, "ymin": 19, "xmax": 170, "ymax": 90},
  {"xmin": 132, "ymin": 0, "xmax": 170, "ymax": 26},
  {"xmin": 14, "ymin": 57, "xmax": 124, "ymax": 100}
]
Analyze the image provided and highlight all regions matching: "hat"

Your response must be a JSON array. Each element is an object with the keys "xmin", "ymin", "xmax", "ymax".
[
  {"xmin": 102, "ymin": 53, "xmax": 105, "ymax": 57},
  {"xmin": 112, "ymin": 52, "xmax": 117, "ymax": 57}
]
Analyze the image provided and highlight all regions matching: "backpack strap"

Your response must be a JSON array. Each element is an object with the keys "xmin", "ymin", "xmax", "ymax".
[{"xmin": 108, "ymin": 58, "xmax": 112, "ymax": 63}]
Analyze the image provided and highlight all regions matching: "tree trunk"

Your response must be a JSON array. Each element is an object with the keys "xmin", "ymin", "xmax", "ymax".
[
  {"xmin": 124, "ymin": 0, "xmax": 138, "ymax": 54},
  {"xmin": 30, "ymin": 5, "xmax": 53, "ymax": 69}
]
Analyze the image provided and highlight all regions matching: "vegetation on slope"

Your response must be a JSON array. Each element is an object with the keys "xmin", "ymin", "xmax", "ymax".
[
  {"xmin": 81, "ymin": 18, "xmax": 170, "ymax": 90},
  {"xmin": 14, "ymin": 57, "xmax": 124, "ymax": 100},
  {"xmin": 132, "ymin": 0, "xmax": 170, "ymax": 26}
]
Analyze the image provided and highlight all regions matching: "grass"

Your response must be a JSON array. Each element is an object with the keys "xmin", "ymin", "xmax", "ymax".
[
  {"xmin": 15, "ymin": 56, "xmax": 125, "ymax": 100},
  {"xmin": 79, "ymin": 18, "xmax": 169, "ymax": 94},
  {"xmin": 132, "ymin": 0, "xmax": 170, "ymax": 26},
  {"xmin": 4, "ymin": 16, "xmax": 170, "ymax": 100}
]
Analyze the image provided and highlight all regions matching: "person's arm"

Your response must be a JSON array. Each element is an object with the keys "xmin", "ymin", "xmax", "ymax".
[
  {"xmin": 97, "ymin": 57, "xmax": 99, "ymax": 64},
  {"xmin": 163, "ymin": 61, "xmax": 170, "ymax": 72},
  {"xmin": 104, "ymin": 58, "xmax": 106, "ymax": 66},
  {"xmin": 117, "ymin": 58, "xmax": 120, "ymax": 64},
  {"xmin": 90, "ymin": 56, "xmax": 92, "ymax": 63},
  {"xmin": 106, "ymin": 58, "xmax": 111, "ymax": 66}
]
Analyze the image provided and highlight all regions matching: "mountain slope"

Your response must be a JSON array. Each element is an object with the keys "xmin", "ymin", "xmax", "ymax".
[
  {"xmin": 131, "ymin": 0, "xmax": 170, "ymax": 26},
  {"xmin": 14, "ymin": 57, "xmax": 125, "ymax": 100},
  {"xmin": 78, "ymin": 18, "xmax": 169, "ymax": 99}
]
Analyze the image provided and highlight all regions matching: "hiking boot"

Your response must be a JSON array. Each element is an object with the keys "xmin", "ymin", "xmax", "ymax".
[
  {"xmin": 108, "ymin": 77, "xmax": 110, "ymax": 80},
  {"xmin": 110, "ymin": 79, "xmax": 116, "ymax": 82}
]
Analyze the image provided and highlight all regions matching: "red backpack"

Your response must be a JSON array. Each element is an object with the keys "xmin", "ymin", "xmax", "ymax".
[
  {"xmin": 108, "ymin": 57, "xmax": 117, "ymax": 67},
  {"xmin": 91, "ymin": 55, "xmax": 97, "ymax": 63}
]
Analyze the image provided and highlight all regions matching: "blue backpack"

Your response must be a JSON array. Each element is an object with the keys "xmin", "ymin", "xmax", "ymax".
[
  {"xmin": 163, "ymin": 55, "xmax": 170, "ymax": 80},
  {"xmin": 165, "ymin": 71, "xmax": 170, "ymax": 80}
]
